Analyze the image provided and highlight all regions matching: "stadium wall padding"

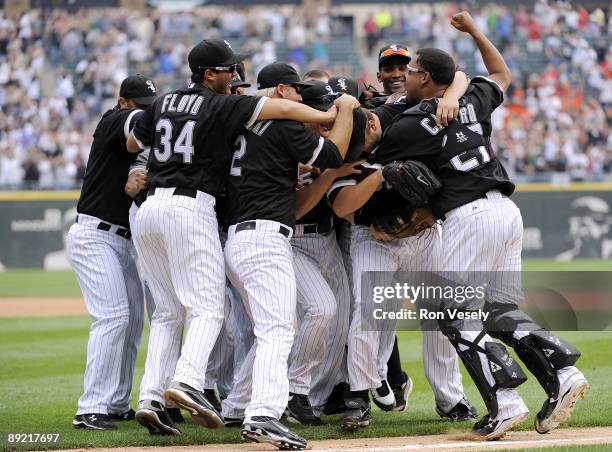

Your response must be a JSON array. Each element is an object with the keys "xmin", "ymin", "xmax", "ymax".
[{"xmin": 1, "ymin": 185, "xmax": 612, "ymax": 268}]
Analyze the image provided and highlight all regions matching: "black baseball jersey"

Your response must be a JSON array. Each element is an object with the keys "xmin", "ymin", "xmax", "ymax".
[
  {"xmin": 132, "ymin": 83, "xmax": 266, "ymax": 197},
  {"xmin": 77, "ymin": 106, "xmax": 143, "ymax": 228},
  {"xmin": 232, "ymin": 119, "xmax": 343, "ymax": 228},
  {"xmin": 370, "ymin": 76, "xmax": 514, "ymax": 218},
  {"xmin": 326, "ymin": 162, "xmax": 400, "ymax": 226},
  {"xmin": 371, "ymin": 96, "xmax": 408, "ymax": 132},
  {"xmin": 296, "ymin": 172, "xmax": 333, "ymax": 226}
]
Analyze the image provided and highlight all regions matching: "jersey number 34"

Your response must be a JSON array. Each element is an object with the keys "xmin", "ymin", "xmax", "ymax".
[{"xmin": 154, "ymin": 119, "xmax": 195, "ymax": 164}]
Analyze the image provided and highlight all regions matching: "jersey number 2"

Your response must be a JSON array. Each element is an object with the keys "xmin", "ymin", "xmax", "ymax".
[
  {"xmin": 154, "ymin": 119, "xmax": 195, "ymax": 164},
  {"xmin": 230, "ymin": 135, "xmax": 246, "ymax": 176}
]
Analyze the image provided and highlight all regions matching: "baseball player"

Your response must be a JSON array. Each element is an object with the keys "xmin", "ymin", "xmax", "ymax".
[
  {"xmin": 127, "ymin": 41, "xmax": 341, "ymax": 436},
  {"xmin": 285, "ymin": 81, "xmax": 366, "ymax": 424},
  {"xmin": 223, "ymin": 62, "xmax": 360, "ymax": 450},
  {"xmin": 67, "ymin": 74, "xmax": 156, "ymax": 430}
]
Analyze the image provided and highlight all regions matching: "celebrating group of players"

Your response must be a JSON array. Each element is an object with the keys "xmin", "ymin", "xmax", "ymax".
[{"xmin": 67, "ymin": 11, "xmax": 589, "ymax": 450}]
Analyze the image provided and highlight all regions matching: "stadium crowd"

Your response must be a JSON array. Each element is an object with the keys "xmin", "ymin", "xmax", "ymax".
[{"xmin": 0, "ymin": 1, "xmax": 609, "ymax": 189}]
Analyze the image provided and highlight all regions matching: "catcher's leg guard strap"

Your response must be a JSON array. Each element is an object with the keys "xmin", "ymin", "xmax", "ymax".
[{"xmin": 440, "ymin": 322, "xmax": 527, "ymax": 417}]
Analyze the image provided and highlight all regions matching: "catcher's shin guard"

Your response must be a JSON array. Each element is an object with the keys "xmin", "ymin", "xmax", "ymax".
[
  {"xmin": 486, "ymin": 306, "xmax": 581, "ymax": 399},
  {"xmin": 441, "ymin": 323, "xmax": 527, "ymax": 417}
]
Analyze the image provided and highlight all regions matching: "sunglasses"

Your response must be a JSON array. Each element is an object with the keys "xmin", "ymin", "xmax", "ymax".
[
  {"xmin": 379, "ymin": 47, "xmax": 411, "ymax": 59},
  {"xmin": 200, "ymin": 64, "xmax": 237, "ymax": 73},
  {"xmin": 406, "ymin": 65, "xmax": 428, "ymax": 74}
]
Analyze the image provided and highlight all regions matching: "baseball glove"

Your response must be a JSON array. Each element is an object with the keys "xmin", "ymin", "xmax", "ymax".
[
  {"xmin": 382, "ymin": 160, "xmax": 442, "ymax": 206},
  {"xmin": 372, "ymin": 205, "xmax": 435, "ymax": 239}
]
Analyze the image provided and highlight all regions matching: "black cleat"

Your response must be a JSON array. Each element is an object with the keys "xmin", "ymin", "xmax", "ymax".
[
  {"xmin": 436, "ymin": 397, "xmax": 479, "ymax": 422},
  {"xmin": 108, "ymin": 408, "xmax": 135, "ymax": 421},
  {"xmin": 286, "ymin": 392, "xmax": 315, "ymax": 424},
  {"xmin": 473, "ymin": 411, "xmax": 529, "ymax": 441},
  {"xmin": 135, "ymin": 400, "xmax": 181, "ymax": 436},
  {"xmin": 166, "ymin": 407, "xmax": 184, "ymax": 424},
  {"xmin": 323, "ymin": 382, "xmax": 348, "ymax": 415},
  {"xmin": 371, "ymin": 380, "xmax": 396, "ymax": 412},
  {"xmin": 72, "ymin": 413, "xmax": 117, "ymax": 430},
  {"xmin": 391, "ymin": 372, "xmax": 413, "ymax": 412},
  {"xmin": 164, "ymin": 381, "xmax": 224, "ymax": 429},
  {"xmin": 241, "ymin": 416, "xmax": 307, "ymax": 450},
  {"xmin": 224, "ymin": 416, "xmax": 244, "ymax": 427},
  {"xmin": 204, "ymin": 388, "xmax": 222, "ymax": 412},
  {"xmin": 341, "ymin": 398, "xmax": 372, "ymax": 430}
]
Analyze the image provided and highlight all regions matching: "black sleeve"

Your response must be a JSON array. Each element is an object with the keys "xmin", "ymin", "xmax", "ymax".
[
  {"xmin": 373, "ymin": 116, "xmax": 442, "ymax": 165},
  {"xmin": 103, "ymin": 108, "xmax": 142, "ymax": 150},
  {"xmin": 326, "ymin": 162, "xmax": 379, "ymax": 204},
  {"xmin": 372, "ymin": 102, "xmax": 406, "ymax": 132},
  {"xmin": 461, "ymin": 76, "xmax": 505, "ymax": 122},
  {"xmin": 280, "ymin": 121, "xmax": 343, "ymax": 170},
  {"xmin": 218, "ymin": 95, "xmax": 268, "ymax": 135},
  {"xmin": 132, "ymin": 102, "xmax": 156, "ymax": 149}
]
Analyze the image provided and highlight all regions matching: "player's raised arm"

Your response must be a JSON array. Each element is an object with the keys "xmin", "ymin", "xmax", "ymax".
[
  {"xmin": 435, "ymin": 70, "xmax": 470, "ymax": 126},
  {"xmin": 325, "ymin": 94, "xmax": 361, "ymax": 158},
  {"xmin": 257, "ymin": 98, "xmax": 338, "ymax": 124},
  {"xmin": 451, "ymin": 11, "xmax": 512, "ymax": 91},
  {"xmin": 332, "ymin": 168, "xmax": 384, "ymax": 220}
]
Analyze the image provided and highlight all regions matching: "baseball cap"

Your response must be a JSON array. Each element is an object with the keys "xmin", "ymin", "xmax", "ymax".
[
  {"xmin": 119, "ymin": 74, "xmax": 157, "ymax": 105},
  {"xmin": 378, "ymin": 44, "xmax": 411, "ymax": 68},
  {"xmin": 328, "ymin": 76, "xmax": 358, "ymax": 98},
  {"xmin": 300, "ymin": 81, "xmax": 341, "ymax": 111},
  {"xmin": 188, "ymin": 39, "xmax": 248, "ymax": 74},
  {"xmin": 231, "ymin": 73, "xmax": 251, "ymax": 90},
  {"xmin": 345, "ymin": 108, "xmax": 368, "ymax": 162},
  {"xmin": 257, "ymin": 63, "xmax": 314, "ymax": 90}
]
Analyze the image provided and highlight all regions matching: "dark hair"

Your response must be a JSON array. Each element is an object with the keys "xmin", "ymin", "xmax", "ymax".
[
  {"xmin": 303, "ymin": 69, "xmax": 330, "ymax": 81},
  {"xmin": 191, "ymin": 72, "xmax": 204, "ymax": 84},
  {"xmin": 416, "ymin": 48, "xmax": 456, "ymax": 86}
]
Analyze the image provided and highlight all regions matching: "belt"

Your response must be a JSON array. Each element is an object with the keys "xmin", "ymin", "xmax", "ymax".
[
  {"xmin": 76, "ymin": 215, "xmax": 131, "ymax": 239},
  {"xmin": 235, "ymin": 220, "xmax": 292, "ymax": 238},
  {"xmin": 296, "ymin": 221, "xmax": 333, "ymax": 235},
  {"xmin": 147, "ymin": 187, "xmax": 198, "ymax": 198}
]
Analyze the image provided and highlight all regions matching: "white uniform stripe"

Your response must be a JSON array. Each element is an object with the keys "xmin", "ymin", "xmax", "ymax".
[
  {"xmin": 124, "ymin": 109, "xmax": 143, "ymax": 139},
  {"xmin": 305, "ymin": 137, "xmax": 325, "ymax": 167},
  {"xmin": 245, "ymin": 97, "xmax": 268, "ymax": 129}
]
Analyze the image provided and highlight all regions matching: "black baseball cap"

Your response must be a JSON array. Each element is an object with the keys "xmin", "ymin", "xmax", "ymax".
[
  {"xmin": 378, "ymin": 44, "xmax": 411, "ymax": 68},
  {"xmin": 328, "ymin": 76, "xmax": 358, "ymax": 98},
  {"xmin": 257, "ymin": 63, "xmax": 314, "ymax": 90},
  {"xmin": 119, "ymin": 74, "xmax": 157, "ymax": 105},
  {"xmin": 300, "ymin": 81, "xmax": 340, "ymax": 111},
  {"xmin": 188, "ymin": 39, "xmax": 248, "ymax": 74},
  {"xmin": 231, "ymin": 73, "xmax": 251, "ymax": 89}
]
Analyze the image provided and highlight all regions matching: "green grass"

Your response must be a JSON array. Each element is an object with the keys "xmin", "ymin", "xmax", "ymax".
[
  {"xmin": 0, "ymin": 270, "xmax": 80, "ymax": 298},
  {"xmin": 1, "ymin": 262, "xmax": 611, "ymax": 450},
  {"xmin": 0, "ymin": 316, "xmax": 610, "ymax": 450}
]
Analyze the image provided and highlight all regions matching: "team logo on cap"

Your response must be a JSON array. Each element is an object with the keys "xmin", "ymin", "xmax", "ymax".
[
  {"xmin": 224, "ymin": 40, "xmax": 232, "ymax": 49},
  {"xmin": 337, "ymin": 78, "xmax": 347, "ymax": 91},
  {"xmin": 146, "ymin": 80, "xmax": 156, "ymax": 93}
]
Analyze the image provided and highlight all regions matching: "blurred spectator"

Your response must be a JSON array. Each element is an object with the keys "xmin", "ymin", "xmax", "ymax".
[{"xmin": 0, "ymin": 2, "xmax": 609, "ymax": 189}]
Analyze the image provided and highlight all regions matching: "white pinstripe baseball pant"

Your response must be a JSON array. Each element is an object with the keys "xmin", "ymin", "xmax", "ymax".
[
  {"xmin": 133, "ymin": 188, "xmax": 225, "ymax": 404},
  {"xmin": 67, "ymin": 215, "xmax": 144, "ymax": 415}
]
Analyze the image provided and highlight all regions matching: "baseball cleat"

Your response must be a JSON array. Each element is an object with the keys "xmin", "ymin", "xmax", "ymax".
[
  {"xmin": 371, "ymin": 380, "xmax": 396, "ymax": 411},
  {"xmin": 241, "ymin": 416, "xmax": 307, "ymax": 450},
  {"xmin": 72, "ymin": 413, "xmax": 117, "ymax": 430},
  {"xmin": 341, "ymin": 398, "xmax": 372, "ymax": 430},
  {"xmin": 204, "ymin": 388, "xmax": 222, "ymax": 412},
  {"xmin": 166, "ymin": 407, "xmax": 184, "ymax": 424},
  {"xmin": 323, "ymin": 382, "xmax": 348, "ymax": 415},
  {"xmin": 135, "ymin": 400, "xmax": 181, "ymax": 436},
  {"xmin": 164, "ymin": 381, "xmax": 224, "ymax": 429},
  {"xmin": 535, "ymin": 369, "xmax": 589, "ymax": 434},
  {"xmin": 391, "ymin": 372, "xmax": 413, "ymax": 412},
  {"xmin": 224, "ymin": 416, "xmax": 244, "ymax": 427},
  {"xmin": 285, "ymin": 392, "xmax": 315, "ymax": 424},
  {"xmin": 108, "ymin": 408, "xmax": 135, "ymax": 421},
  {"xmin": 473, "ymin": 408, "xmax": 529, "ymax": 441},
  {"xmin": 436, "ymin": 396, "xmax": 479, "ymax": 422}
]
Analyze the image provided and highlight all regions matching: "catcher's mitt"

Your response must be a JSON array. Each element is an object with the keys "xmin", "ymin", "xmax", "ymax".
[
  {"xmin": 382, "ymin": 160, "xmax": 441, "ymax": 206},
  {"xmin": 371, "ymin": 205, "xmax": 435, "ymax": 239}
]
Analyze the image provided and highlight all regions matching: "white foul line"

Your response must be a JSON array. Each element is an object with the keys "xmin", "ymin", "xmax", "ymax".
[{"xmin": 310, "ymin": 436, "xmax": 612, "ymax": 452}]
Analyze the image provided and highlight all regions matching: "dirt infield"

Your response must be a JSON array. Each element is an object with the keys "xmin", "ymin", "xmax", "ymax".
[
  {"xmin": 0, "ymin": 297, "xmax": 85, "ymax": 317},
  {"xmin": 55, "ymin": 427, "xmax": 612, "ymax": 451}
]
